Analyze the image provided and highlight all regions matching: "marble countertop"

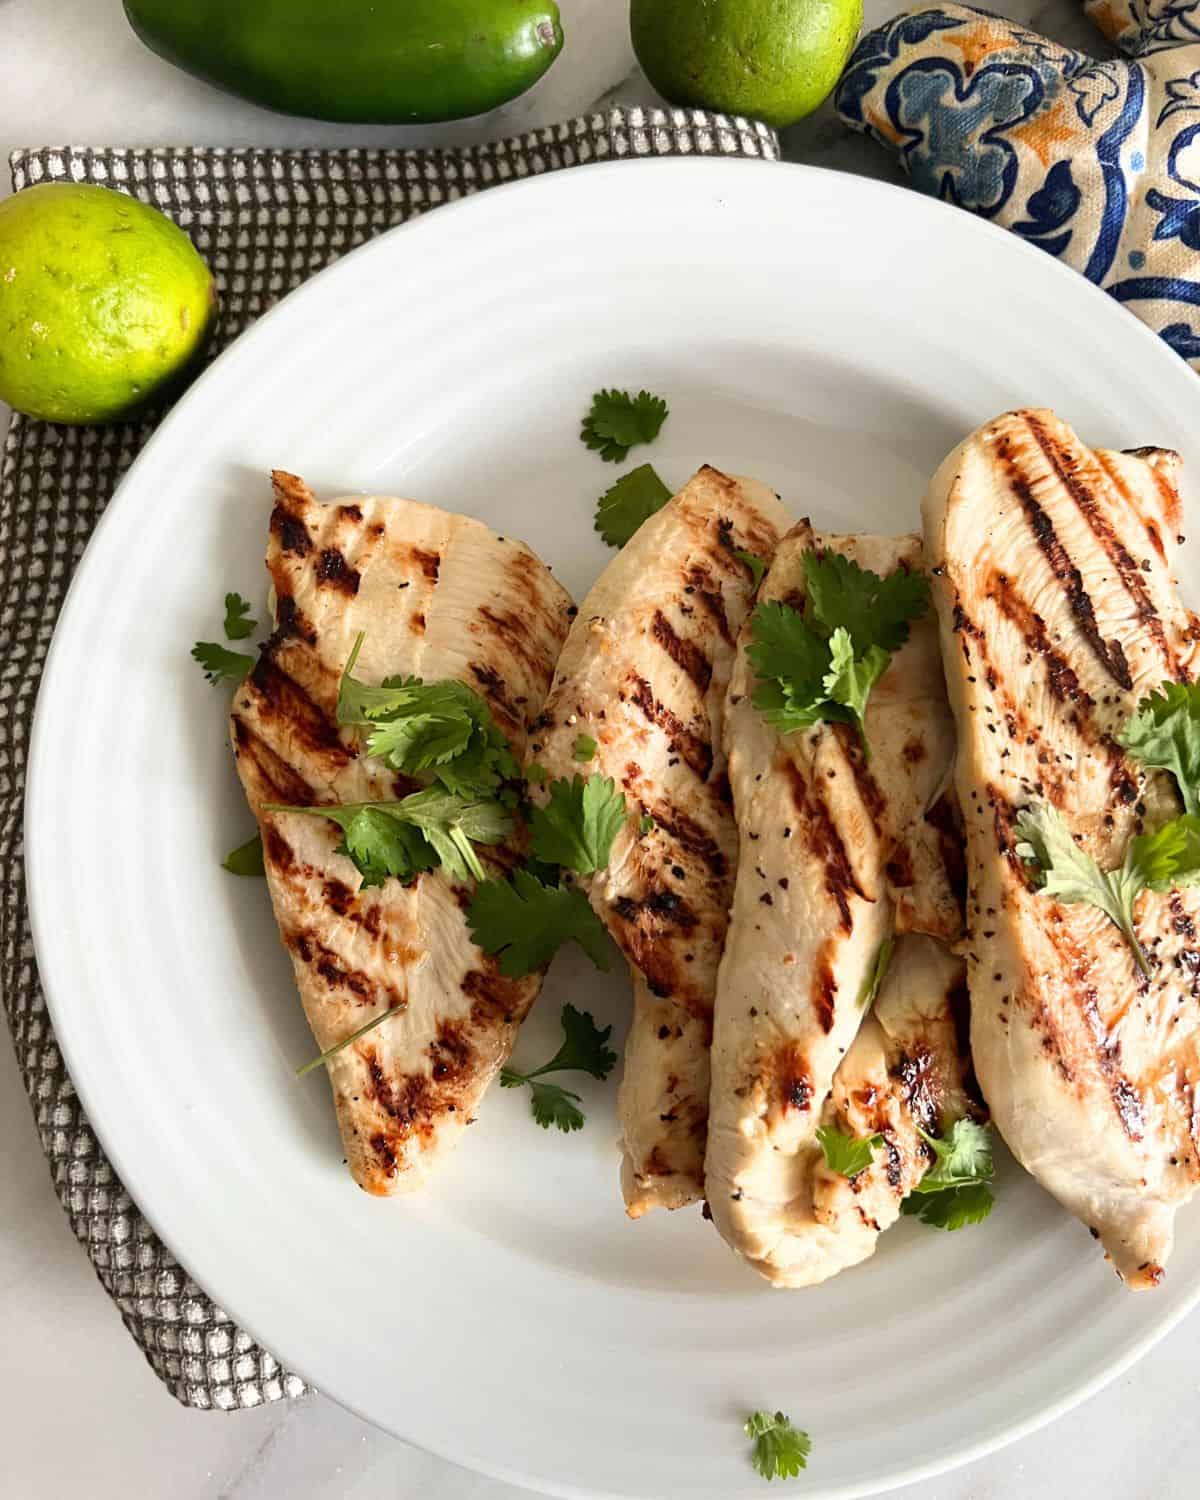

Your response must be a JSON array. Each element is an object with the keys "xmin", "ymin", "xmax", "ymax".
[{"xmin": 2, "ymin": 1, "xmax": 1197, "ymax": 1496}]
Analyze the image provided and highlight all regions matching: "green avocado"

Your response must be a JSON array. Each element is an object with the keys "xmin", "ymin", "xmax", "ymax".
[{"xmin": 123, "ymin": 0, "xmax": 564, "ymax": 124}]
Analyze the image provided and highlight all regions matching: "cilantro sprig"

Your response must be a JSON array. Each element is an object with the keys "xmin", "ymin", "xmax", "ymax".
[
  {"xmin": 336, "ymin": 633, "xmax": 519, "ymax": 797},
  {"xmin": 192, "ymin": 588, "xmax": 261, "ymax": 684},
  {"xmin": 263, "ymin": 790, "xmax": 511, "ymax": 888},
  {"xmin": 745, "ymin": 1410, "xmax": 811, "ymax": 1481},
  {"xmin": 500, "ymin": 1003, "xmax": 617, "ymax": 1131},
  {"xmin": 467, "ymin": 869, "xmax": 611, "ymax": 977},
  {"xmin": 1015, "ymin": 800, "xmax": 1200, "ymax": 978},
  {"xmin": 901, "ymin": 1118, "xmax": 995, "ymax": 1230},
  {"xmin": 748, "ymin": 551, "xmax": 928, "ymax": 749},
  {"xmin": 735, "ymin": 550, "xmax": 767, "ymax": 587},
  {"xmin": 581, "ymin": 388, "xmax": 668, "ymax": 463},
  {"xmin": 816, "ymin": 1125, "xmax": 882, "ymax": 1179},
  {"xmin": 594, "ymin": 463, "xmax": 672, "ymax": 546},
  {"xmin": 1119, "ymin": 682, "xmax": 1200, "ymax": 815}
]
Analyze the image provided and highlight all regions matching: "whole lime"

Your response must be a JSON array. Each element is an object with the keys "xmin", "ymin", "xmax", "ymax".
[
  {"xmin": 630, "ymin": 0, "xmax": 863, "ymax": 129},
  {"xmin": 0, "ymin": 183, "xmax": 216, "ymax": 424}
]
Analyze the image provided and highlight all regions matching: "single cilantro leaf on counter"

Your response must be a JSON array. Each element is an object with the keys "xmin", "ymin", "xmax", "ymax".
[
  {"xmin": 858, "ymin": 934, "xmax": 895, "ymax": 1008},
  {"xmin": 735, "ymin": 549, "xmax": 767, "ymax": 587},
  {"xmin": 192, "ymin": 641, "xmax": 255, "ymax": 685},
  {"xmin": 816, "ymin": 1125, "xmax": 883, "ymax": 1180},
  {"xmin": 467, "ymin": 869, "xmax": 612, "ymax": 978},
  {"xmin": 804, "ymin": 549, "xmax": 930, "ymax": 654},
  {"xmin": 222, "ymin": 591, "xmax": 257, "ymax": 641},
  {"xmin": 745, "ymin": 1410, "xmax": 811, "ymax": 1481},
  {"xmin": 221, "ymin": 833, "xmax": 265, "ymax": 877},
  {"xmin": 902, "ymin": 1180, "xmax": 994, "ymax": 1230},
  {"xmin": 499, "ymin": 1003, "xmax": 616, "ymax": 1132},
  {"xmin": 573, "ymin": 733, "xmax": 598, "ymax": 762},
  {"xmin": 594, "ymin": 463, "xmax": 672, "ymax": 546},
  {"xmin": 1011, "ymin": 799, "xmax": 1198, "ymax": 978},
  {"xmin": 529, "ymin": 774, "xmax": 627, "ymax": 875},
  {"xmin": 581, "ymin": 388, "xmax": 669, "ymax": 462},
  {"xmin": 1119, "ymin": 681, "xmax": 1200, "ymax": 815}
]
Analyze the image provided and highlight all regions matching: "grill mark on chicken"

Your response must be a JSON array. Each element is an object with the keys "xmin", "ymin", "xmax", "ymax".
[
  {"xmin": 248, "ymin": 653, "xmax": 352, "ymax": 763},
  {"xmin": 832, "ymin": 724, "xmax": 888, "ymax": 831},
  {"xmin": 685, "ymin": 565, "xmax": 733, "ymax": 643},
  {"xmin": 779, "ymin": 1048, "xmax": 814, "ymax": 1113},
  {"xmin": 626, "ymin": 672, "xmax": 714, "ymax": 782},
  {"xmin": 410, "ymin": 546, "xmax": 441, "ymax": 582},
  {"xmin": 315, "ymin": 547, "xmax": 360, "ymax": 595},
  {"xmin": 784, "ymin": 760, "xmax": 859, "ymax": 929},
  {"xmin": 468, "ymin": 661, "xmax": 523, "ymax": 735},
  {"xmin": 269, "ymin": 593, "xmax": 318, "ymax": 647},
  {"xmin": 1025, "ymin": 413, "xmax": 1180, "ymax": 681},
  {"xmin": 477, "ymin": 605, "xmax": 546, "ymax": 682},
  {"xmin": 1097, "ymin": 451, "xmax": 1168, "ymax": 564},
  {"xmin": 287, "ymin": 927, "xmax": 405, "ymax": 1009},
  {"xmin": 651, "ymin": 608, "xmax": 712, "ymax": 693},
  {"xmin": 270, "ymin": 505, "xmax": 313, "ymax": 557},
  {"xmin": 232, "ymin": 718, "xmax": 317, "ymax": 806},
  {"xmin": 998, "ymin": 430, "xmax": 1133, "ymax": 690},
  {"xmin": 647, "ymin": 806, "xmax": 728, "ymax": 878},
  {"xmin": 987, "ymin": 571, "xmax": 1139, "ymax": 802},
  {"xmin": 924, "ymin": 792, "xmax": 967, "ymax": 904},
  {"xmin": 813, "ymin": 940, "xmax": 838, "ymax": 1033},
  {"xmin": 460, "ymin": 967, "xmax": 528, "ymax": 1028}
]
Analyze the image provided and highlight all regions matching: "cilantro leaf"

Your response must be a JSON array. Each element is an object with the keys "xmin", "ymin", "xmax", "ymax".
[
  {"xmin": 573, "ymin": 733, "xmax": 598, "ymax": 763},
  {"xmin": 192, "ymin": 641, "xmax": 255, "ymax": 685},
  {"xmin": 295, "ymin": 1002, "xmax": 405, "ymax": 1079},
  {"xmin": 1014, "ymin": 800, "xmax": 1173, "ymax": 978},
  {"xmin": 467, "ymin": 869, "xmax": 612, "ymax": 977},
  {"xmin": 902, "ymin": 1180, "xmax": 995, "ymax": 1230},
  {"xmin": 223, "ymin": 592, "xmax": 257, "ymax": 640},
  {"xmin": 901, "ymin": 1119, "xmax": 995, "ymax": 1231},
  {"xmin": 747, "ymin": 552, "xmax": 929, "ymax": 746},
  {"xmin": 816, "ymin": 1125, "xmax": 883, "ymax": 1179},
  {"xmin": 639, "ymin": 813, "xmax": 655, "ymax": 835},
  {"xmin": 499, "ymin": 1003, "xmax": 615, "ymax": 1131},
  {"xmin": 263, "ymin": 791, "xmax": 509, "ymax": 889},
  {"xmin": 336, "ymin": 633, "xmax": 519, "ymax": 796},
  {"xmin": 821, "ymin": 628, "xmax": 891, "ymax": 732},
  {"xmin": 735, "ymin": 550, "xmax": 767, "ymax": 587},
  {"xmin": 581, "ymin": 388, "xmax": 669, "ymax": 462},
  {"xmin": 858, "ymin": 934, "xmax": 894, "ymax": 1008},
  {"xmin": 530, "ymin": 774, "xmax": 627, "ymax": 875},
  {"xmin": 745, "ymin": 1410, "xmax": 811, "ymax": 1481},
  {"xmin": 527, "ymin": 1081, "xmax": 585, "ymax": 1132},
  {"xmin": 594, "ymin": 464, "xmax": 672, "ymax": 546},
  {"xmin": 1119, "ymin": 682, "xmax": 1200, "ymax": 815},
  {"xmin": 222, "ymin": 833, "xmax": 265, "ymax": 877},
  {"xmin": 804, "ymin": 550, "xmax": 930, "ymax": 654},
  {"xmin": 748, "ymin": 601, "xmax": 840, "ymax": 734},
  {"xmin": 525, "ymin": 762, "xmax": 548, "ymax": 785}
]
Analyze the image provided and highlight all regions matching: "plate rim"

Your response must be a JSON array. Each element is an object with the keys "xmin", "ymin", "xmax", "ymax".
[{"xmin": 24, "ymin": 154, "xmax": 1200, "ymax": 1499}]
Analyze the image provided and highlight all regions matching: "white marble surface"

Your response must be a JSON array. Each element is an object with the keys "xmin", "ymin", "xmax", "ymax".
[{"xmin": 2, "ymin": 0, "xmax": 1198, "ymax": 1496}]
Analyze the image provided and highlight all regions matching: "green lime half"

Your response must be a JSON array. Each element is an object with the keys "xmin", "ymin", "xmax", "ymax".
[
  {"xmin": 631, "ymin": 0, "xmax": 863, "ymax": 129},
  {"xmin": 0, "ymin": 182, "xmax": 216, "ymax": 424}
]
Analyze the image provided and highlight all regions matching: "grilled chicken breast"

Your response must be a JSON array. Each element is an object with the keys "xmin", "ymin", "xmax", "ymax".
[
  {"xmin": 706, "ymin": 528, "xmax": 963, "ymax": 1286},
  {"xmin": 924, "ymin": 409, "xmax": 1200, "ymax": 1287},
  {"xmin": 231, "ymin": 471, "xmax": 573, "ymax": 1194},
  {"xmin": 533, "ymin": 466, "xmax": 790, "ymax": 1214}
]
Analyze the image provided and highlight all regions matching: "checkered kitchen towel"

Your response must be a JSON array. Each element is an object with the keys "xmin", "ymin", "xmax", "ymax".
[{"xmin": 0, "ymin": 111, "xmax": 779, "ymax": 1411}]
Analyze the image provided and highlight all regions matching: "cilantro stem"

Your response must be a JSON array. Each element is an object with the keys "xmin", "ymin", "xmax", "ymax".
[
  {"xmin": 296, "ymin": 1002, "xmax": 406, "ymax": 1078},
  {"xmin": 1117, "ymin": 907, "xmax": 1151, "ymax": 979}
]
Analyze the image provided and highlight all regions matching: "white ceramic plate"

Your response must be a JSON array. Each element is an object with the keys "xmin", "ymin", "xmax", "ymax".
[{"xmin": 26, "ymin": 159, "xmax": 1200, "ymax": 1499}]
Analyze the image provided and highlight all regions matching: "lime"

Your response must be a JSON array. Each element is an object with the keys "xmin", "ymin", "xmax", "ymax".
[
  {"xmin": 0, "ymin": 183, "xmax": 216, "ymax": 424},
  {"xmin": 630, "ymin": 0, "xmax": 863, "ymax": 129}
]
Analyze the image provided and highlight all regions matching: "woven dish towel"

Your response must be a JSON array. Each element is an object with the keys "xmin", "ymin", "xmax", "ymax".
[{"xmin": 0, "ymin": 110, "xmax": 779, "ymax": 1413}]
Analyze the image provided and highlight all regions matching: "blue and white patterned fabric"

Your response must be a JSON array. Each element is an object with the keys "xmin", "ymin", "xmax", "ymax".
[{"xmin": 835, "ymin": 0, "xmax": 1200, "ymax": 368}]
